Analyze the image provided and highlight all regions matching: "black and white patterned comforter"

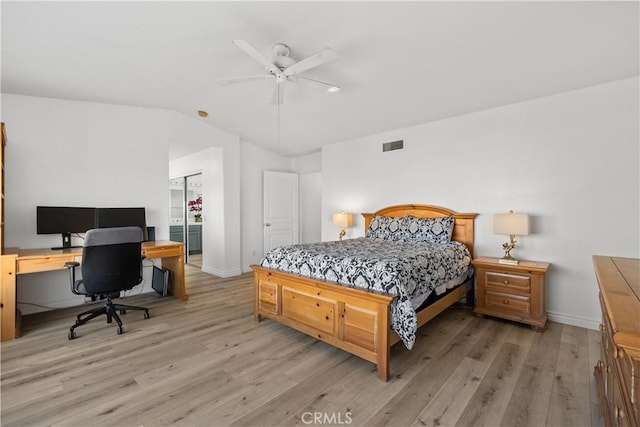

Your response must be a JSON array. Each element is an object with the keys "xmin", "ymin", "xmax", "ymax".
[{"xmin": 260, "ymin": 237, "xmax": 471, "ymax": 349}]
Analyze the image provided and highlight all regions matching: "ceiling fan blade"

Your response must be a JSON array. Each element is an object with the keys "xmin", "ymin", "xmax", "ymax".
[
  {"xmin": 271, "ymin": 81, "xmax": 285, "ymax": 105},
  {"xmin": 283, "ymin": 47, "xmax": 338, "ymax": 76},
  {"xmin": 298, "ymin": 76, "xmax": 341, "ymax": 92},
  {"xmin": 233, "ymin": 40, "xmax": 281, "ymax": 76},
  {"xmin": 216, "ymin": 74, "xmax": 274, "ymax": 86}
]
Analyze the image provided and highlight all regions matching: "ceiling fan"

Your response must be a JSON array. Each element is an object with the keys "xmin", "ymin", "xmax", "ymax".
[{"xmin": 217, "ymin": 40, "xmax": 340, "ymax": 105}]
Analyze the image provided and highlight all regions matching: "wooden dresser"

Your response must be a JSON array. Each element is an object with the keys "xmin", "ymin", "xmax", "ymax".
[{"xmin": 593, "ymin": 256, "xmax": 639, "ymax": 427}]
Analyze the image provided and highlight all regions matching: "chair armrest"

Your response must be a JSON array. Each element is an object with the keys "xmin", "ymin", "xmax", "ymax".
[{"xmin": 65, "ymin": 261, "xmax": 81, "ymax": 293}]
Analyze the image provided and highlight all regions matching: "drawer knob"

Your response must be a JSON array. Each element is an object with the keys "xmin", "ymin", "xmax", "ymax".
[
  {"xmin": 599, "ymin": 323, "xmax": 604, "ymax": 331},
  {"xmin": 503, "ymin": 299, "xmax": 509, "ymax": 305},
  {"xmin": 614, "ymin": 405, "xmax": 623, "ymax": 419},
  {"xmin": 503, "ymin": 280, "xmax": 509, "ymax": 285}
]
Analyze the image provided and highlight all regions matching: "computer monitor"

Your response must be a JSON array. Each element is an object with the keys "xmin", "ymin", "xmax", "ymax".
[
  {"xmin": 96, "ymin": 207, "xmax": 147, "ymax": 238},
  {"xmin": 36, "ymin": 206, "xmax": 97, "ymax": 249}
]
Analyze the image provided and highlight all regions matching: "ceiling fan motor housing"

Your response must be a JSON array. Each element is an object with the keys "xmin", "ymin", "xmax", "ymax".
[
  {"xmin": 273, "ymin": 43, "xmax": 290, "ymax": 56},
  {"xmin": 272, "ymin": 43, "xmax": 295, "ymax": 70}
]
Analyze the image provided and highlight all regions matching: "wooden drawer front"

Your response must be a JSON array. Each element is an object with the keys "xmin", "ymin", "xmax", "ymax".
[
  {"xmin": 485, "ymin": 271, "xmax": 531, "ymax": 294},
  {"xmin": 282, "ymin": 286, "xmax": 336, "ymax": 335},
  {"xmin": 485, "ymin": 291, "xmax": 530, "ymax": 314},
  {"xmin": 144, "ymin": 246, "xmax": 181, "ymax": 259},
  {"xmin": 617, "ymin": 349, "xmax": 639, "ymax": 425},
  {"xmin": 258, "ymin": 280, "xmax": 278, "ymax": 315},
  {"xmin": 611, "ymin": 379, "xmax": 633, "ymax": 427},
  {"xmin": 17, "ymin": 255, "xmax": 76, "ymax": 274},
  {"xmin": 344, "ymin": 304, "xmax": 377, "ymax": 352},
  {"xmin": 602, "ymin": 316, "xmax": 614, "ymax": 388}
]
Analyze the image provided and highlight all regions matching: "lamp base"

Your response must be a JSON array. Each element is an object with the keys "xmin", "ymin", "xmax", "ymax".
[{"xmin": 498, "ymin": 258, "xmax": 519, "ymax": 265}]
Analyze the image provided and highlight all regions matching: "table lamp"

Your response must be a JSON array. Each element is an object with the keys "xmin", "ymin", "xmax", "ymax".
[
  {"xmin": 493, "ymin": 210, "xmax": 529, "ymax": 264},
  {"xmin": 332, "ymin": 212, "xmax": 353, "ymax": 240}
]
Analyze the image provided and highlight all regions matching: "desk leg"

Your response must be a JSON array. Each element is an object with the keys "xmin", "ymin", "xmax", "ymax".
[
  {"xmin": 1, "ymin": 254, "xmax": 18, "ymax": 341},
  {"xmin": 163, "ymin": 255, "xmax": 188, "ymax": 301}
]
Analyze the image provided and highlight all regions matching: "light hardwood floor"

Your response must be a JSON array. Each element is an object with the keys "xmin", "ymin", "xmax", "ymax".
[
  {"xmin": 188, "ymin": 253, "xmax": 202, "ymax": 269},
  {"xmin": 1, "ymin": 265, "xmax": 603, "ymax": 427}
]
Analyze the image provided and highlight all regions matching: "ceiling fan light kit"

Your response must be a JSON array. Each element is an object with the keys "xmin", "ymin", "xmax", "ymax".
[{"xmin": 217, "ymin": 40, "xmax": 340, "ymax": 105}]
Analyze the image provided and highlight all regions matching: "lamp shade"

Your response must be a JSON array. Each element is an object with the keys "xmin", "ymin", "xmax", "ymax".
[
  {"xmin": 332, "ymin": 212, "xmax": 353, "ymax": 228},
  {"xmin": 493, "ymin": 212, "xmax": 529, "ymax": 236}
]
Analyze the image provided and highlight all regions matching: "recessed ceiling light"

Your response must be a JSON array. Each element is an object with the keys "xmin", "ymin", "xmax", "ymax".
[
  {"xmin": 198, "ymin": 110, "xmax": 209, "ymax": 118},
  {"xmin": 327, "ymin": 86, "xmax": 340, "ymax": 93}
]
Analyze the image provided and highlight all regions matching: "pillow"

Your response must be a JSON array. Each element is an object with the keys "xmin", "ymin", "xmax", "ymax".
[
  {"xmin": 403, "ymin": 215, "xmax": 455, "ymax": 244},
  {"xmin": 366, "ymin": 215, "xmax": 406, "ymax": 241},
  {"xmin": 366, "ymin": 215, "xmax": 455, "ymax": 243}
]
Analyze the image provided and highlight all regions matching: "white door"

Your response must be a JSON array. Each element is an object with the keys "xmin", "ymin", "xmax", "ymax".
[{"xmin": 263, "ymin": 171, "xmax": 299, "ymax": 254}]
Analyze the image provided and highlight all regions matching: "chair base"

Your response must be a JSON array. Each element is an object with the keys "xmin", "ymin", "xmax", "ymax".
[{"xmin": 68, "ymin": 296, "xmax": 149, "ymax": 339}]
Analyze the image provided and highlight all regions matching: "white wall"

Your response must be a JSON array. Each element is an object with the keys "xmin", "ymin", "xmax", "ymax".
[
  {"xmin": 293, "ymin": 151, "xmax": 323, "ymax": 244},
  {"xmin": 292, "ymin": 151, "xmax": 322, "ymax": 174},
  {"xmin": 300, "ymin": 172, "xmax": 322, "ymax": 243},
  {"xmin": 2, "ymin": 94, "xmax": 174, "ymax": 313},
  {"xmin": 322, "ymin": 77, "xmax": 639, "ymax": 329}
]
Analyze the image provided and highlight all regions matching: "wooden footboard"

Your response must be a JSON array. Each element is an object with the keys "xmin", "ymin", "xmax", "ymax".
[{"xmin": 252, "ymin": 265, "xmax": 395, "ymax": 380}]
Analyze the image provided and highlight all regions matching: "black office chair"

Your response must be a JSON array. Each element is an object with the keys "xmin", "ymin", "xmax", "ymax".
[{"xmin": 65, "ymin": 226, "xmax": 150, "ymax": 340}]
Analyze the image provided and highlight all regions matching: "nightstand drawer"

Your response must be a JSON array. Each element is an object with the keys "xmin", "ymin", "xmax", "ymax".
[
  {"xmin": 485, "ymin": 271, "xmax": 530, "ymax": 293},
  {"xmin": 485, "ymin": 291, "xmax": 530, "ymax": 314}
]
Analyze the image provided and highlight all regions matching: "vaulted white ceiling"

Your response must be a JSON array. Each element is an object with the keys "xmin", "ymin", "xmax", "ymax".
[{"xmin": 2, "ymin": 1, "xmax": 638, "ymax": 158}]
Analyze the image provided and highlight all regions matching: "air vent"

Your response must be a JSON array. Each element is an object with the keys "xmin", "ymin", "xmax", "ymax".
[{"xmin": 382, "ymin": 140, "xmax": 404, "ymax": 152}]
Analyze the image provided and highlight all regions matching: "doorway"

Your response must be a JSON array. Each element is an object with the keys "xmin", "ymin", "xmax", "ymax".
[{"xmin": 169, "ymin": 173, "xmax": 203, "ymax": 267}]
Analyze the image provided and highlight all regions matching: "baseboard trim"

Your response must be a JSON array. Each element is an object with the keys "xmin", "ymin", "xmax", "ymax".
[
  {"xmin": 548, "ymin": 310, "xmax": 600, "ymax": 331},
  {"xmin": 202, "ymin": 265, "xmax": 242, "ymax": 278},
  {"xmin": 17, "ymin": 297, "xmax": 84, "ymax": 315}
]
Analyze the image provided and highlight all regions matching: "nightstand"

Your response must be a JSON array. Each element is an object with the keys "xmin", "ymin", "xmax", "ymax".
[{"xmin": 472, "ymin": 256, "xmax": 551, "ymax": 331}]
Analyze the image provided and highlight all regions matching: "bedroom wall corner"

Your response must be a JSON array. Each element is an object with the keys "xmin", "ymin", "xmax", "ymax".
[{"xmin": 240, "ymin": 140, "xmax": 293, "ymax": 272}]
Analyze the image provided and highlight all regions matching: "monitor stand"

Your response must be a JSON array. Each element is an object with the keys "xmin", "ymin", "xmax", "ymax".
[{"xmin": 51, "ymin": 233, "xmax": 82, "ymax": 250}]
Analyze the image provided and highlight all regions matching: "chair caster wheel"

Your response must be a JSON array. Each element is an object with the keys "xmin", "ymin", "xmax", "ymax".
[
  {"xmin": 68, "ymin": 331, "xmax": 76, "ymax": 340},
  {"xmin": 143, "ymin": 312, "xmax": 150, "ymax": 319},
  {"xmin": 117, "ymin": 326, "xmax": 124, "ymax": 335},
  {"xmin": 120, "ymin": 310, "xmax": 127, "ymax": 315}
]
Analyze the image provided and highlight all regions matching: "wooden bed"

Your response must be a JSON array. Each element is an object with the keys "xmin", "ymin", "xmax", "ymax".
[{"xmin": 251, "ymin": 204, "xmax": 477, "ymax": 381}]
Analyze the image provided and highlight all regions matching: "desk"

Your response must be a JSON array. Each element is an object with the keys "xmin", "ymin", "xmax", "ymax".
[{"xmin": 0, "ymin": 241, "xmax": 186, "ymax": 341}]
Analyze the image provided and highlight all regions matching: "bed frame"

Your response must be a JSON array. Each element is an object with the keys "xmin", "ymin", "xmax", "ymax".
[{"xmin": 252, "ymin": 204, "xmax": 477, "ymax": 381}]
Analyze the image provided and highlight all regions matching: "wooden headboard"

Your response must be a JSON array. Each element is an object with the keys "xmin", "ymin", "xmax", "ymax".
[{"xmin": 362, "ymin": 204, "xmax": 478, "ymax": 257}]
